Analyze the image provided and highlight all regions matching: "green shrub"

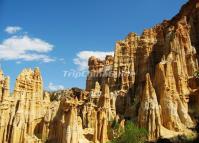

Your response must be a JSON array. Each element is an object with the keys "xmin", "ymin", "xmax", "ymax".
[
  {"xmin": 111, "ymin": 120, "xmax": 120, "ymax": 129},
  {"xmin": 109, "ymin": 121, "xmax": 147, "ymax": 143},
  {"xmin": 194, "ymin": 70, "xmax": 199, "ymax": 78}
]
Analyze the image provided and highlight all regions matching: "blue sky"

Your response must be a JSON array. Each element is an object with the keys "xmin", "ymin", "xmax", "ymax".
[{"xmin": 0, "ymin": 0, "xmax": 187, "ymax": 91}]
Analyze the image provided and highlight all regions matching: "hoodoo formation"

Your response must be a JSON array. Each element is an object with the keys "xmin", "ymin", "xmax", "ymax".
[{"xmin": 1, "ymin": 0, "xmax": 199, "ymax": 142}]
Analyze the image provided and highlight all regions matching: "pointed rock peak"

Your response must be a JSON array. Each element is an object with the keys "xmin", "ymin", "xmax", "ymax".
[
  {"xmin": 139, "ymin": 73, "xmax": 161, "ymax": 141},
  {"xmin": 102, "ymin": 83, "xmax": 110, "ymax": 98},
  {"xmin": 145, "ymin": 73, "xmax": 152, "ymax": 87},
  {"xmin": 95, "ymin": 81, "xmax": 101, "ymax": 91},
  {"xmin": 144, "ymin": 73, "xmax": 156, "ymax": 99},
  {"xmin": 0, "ymin": 68, "xmax": 3, "ymax": 74},
  {"xmin": 20, "ymin": 68, "xmax": 33, "ymax": 75},
  {"xmin": 155, "ymin": 63, "xmax": 166, "ymax": 78},
  {"xmin": 0, "ymin": 69, "xmax": 4, "ymax": 80},
  {"xmin": 4, "ymin": 76, "xmax": 10, "ymax": 85},
  {"xmin": 34, "ymin": 67, "xmax": 42, "ymax": 77},
  {"xmin": 34, "ymin": 67, "xmax": 40, "ymax": 72}
]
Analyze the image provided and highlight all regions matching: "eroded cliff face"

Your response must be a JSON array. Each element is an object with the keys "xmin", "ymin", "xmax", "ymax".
[
  {"xmin": 1, "ymin": 0, "xmax": 199, "ymax": 143},
  {"xmin": 0, "ymin": 68, "xmax": 50, "ymax": 143},
  {"xmin": 86, "ymin": 0, "xmax": 199, "ymax": 141},
  {"xmin": 0, "ymin": 67, "xmax": 116, "ymax": 143},
  {"xmin": 138, "ymin": 74, "xmax": 161, "ymax": 141}
]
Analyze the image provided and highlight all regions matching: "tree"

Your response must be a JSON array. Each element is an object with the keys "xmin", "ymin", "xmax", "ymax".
[{"xmin": 109, "ymin": 121, "xmax": 147, "ymax": 143}]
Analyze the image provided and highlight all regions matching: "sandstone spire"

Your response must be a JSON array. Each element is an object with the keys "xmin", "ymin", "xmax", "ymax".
[
  {"xmin": 14, "ymin": 67, "xmax": 43, "ymax": 100},
  {"xmin": 138, "ymin": 73, "xmax": 161, "ymax": 141},
  {"xmin": 0, "ymin": 69, "xmax": 3, "ymax": 80}
]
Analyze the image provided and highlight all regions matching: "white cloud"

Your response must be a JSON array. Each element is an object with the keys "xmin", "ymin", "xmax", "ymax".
[
  {"xmin": 73, "ymin": 51, "xmax": 114, "ymax": 71},
  {"xmin": 5, "ymin": 26, "xmax": 22, "ymax": 34},
  {"xmin": 48, "ymin": 82, "xmax": 64, "ymax": 91},
  {"xmin": 0, "ymin": 35, "xmax": 54, "ymax": 62}
]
